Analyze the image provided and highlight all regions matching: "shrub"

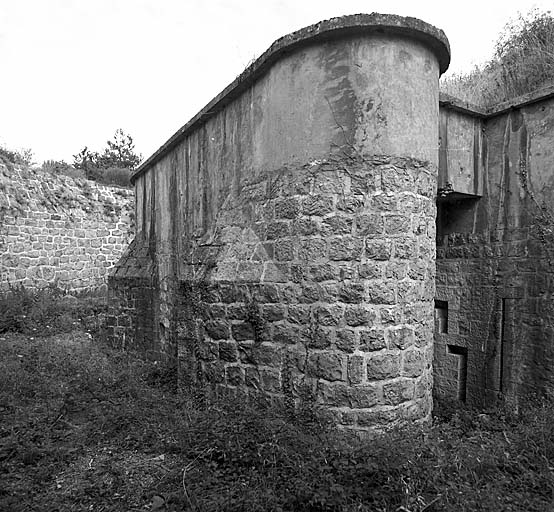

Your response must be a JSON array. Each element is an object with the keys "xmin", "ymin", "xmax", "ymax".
[
  {"xmin": 73, "ymin": 129, "xmax": 140, "ymax": 188},
  {"xmin": 9, "ymin": 156, "xmax": 132, "ymax": 187},
  {"xmin": 98, "ymin": 166, "xmax": 132, "ymax": 187},
  {"xmin": 441, "ymin": 9, "xmax": 554, "ymax": 105}
]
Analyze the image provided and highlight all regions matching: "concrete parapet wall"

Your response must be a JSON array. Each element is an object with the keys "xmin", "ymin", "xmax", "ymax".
[{"xmin": 0, "ymin": 164, "xmax": 134, "ymax": 292}]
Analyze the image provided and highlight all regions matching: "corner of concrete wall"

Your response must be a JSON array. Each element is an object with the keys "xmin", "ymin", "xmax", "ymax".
[{"xmin": 435, "ymin": 90, "xmax": 554, "ymax": 407}]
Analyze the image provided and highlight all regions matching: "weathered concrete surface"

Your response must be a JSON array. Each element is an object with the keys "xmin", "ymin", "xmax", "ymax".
[
  {"xmin": 109, "ymin": 13, "xmax": 449, "ymax": 432},
  {"xmin": 435, "ymin": 91, "xmax": 554, "ymax": 406},
  {"xmin": 132, "ymin": 13, "xmax": 449, "ymax": 180},
  {"xmin": 438, "ymin": 107, "xmax": 484, "ymax": 196}
]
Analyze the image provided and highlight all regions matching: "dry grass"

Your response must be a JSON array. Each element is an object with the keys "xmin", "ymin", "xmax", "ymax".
[{"xmin": 441, "ymin": 9, "xmax": 554, "ymax": 106}]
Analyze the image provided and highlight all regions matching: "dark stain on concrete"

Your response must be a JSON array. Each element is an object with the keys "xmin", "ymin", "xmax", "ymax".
[
  {"xmin": 510, "ymin": 108, "xmax": 524, "ymax": 132},
  {"xmin": 438, "ymin": 111, "xmax": 448, "ymax": 187},
  {"xmin": 142, "ymin": 176, "xmax": 147, "ymax": 235},
  {"xmin": 184, "ymin": 140, "xmax": 190, "ymax": 239},
  {"xmin": 398, "ymin": 49, "xmax": 413, "ymax": 65},
  {"xmin": 320, "ymin": 42, "xmax": 357, "ymax": 148},
  {"xmin": 148, "ymin": 170, "xmax": 156, "ymax": 257},
  {"xmin": 501, "ymin": 116, "xmax": 512, "ymax": 235},
  {"xmin": 169, "ymin": 151, "xmax": 179, "ymax": 245},
  {"xmin": 201, "ymin": 125, "xmax": 209, "ymax": 234},
  {"xmin": 472, "ymin": 119, "xmax": 480, "ymax": 195}
]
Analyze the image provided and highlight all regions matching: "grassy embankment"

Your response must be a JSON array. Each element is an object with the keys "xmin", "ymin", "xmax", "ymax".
[{"xmin": 441, "ymin": 9, "xmax": 554, "ymax": 106}]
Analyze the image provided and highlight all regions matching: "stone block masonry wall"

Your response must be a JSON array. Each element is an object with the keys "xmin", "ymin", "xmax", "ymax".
[
  {"xmin": 435, "ymin": 228, "xmax": 554, "ymax": 406},
  {"xmin": 106, "ymin": 239, "xmax": 161, "ymax": 357},
  {"xmin": 176, "ymin": 155, "xmax": 437, "ymax": 432},
  {"xmin": 0, "ymin": 163, "xmax": 134, "ymax": 292}
]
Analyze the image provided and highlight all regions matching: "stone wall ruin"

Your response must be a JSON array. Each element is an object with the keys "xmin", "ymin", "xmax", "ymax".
[{"xmin": 1, "ymin": 164, "xmax": 134, "ymax": 292}]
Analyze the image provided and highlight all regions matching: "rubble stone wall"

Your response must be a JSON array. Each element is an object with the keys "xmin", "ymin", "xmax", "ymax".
[{"xmin": 0, "ymin": 164, "xmax": 134, "ymax": 292}]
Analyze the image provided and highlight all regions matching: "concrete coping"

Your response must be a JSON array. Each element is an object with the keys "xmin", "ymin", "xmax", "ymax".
[
  {"xmin": 440, "ymin": 83, "xmax": 554, "ymax": 119},
  {"xmin": 488, "ymin": 83, "xmax": 554, "ymax": 117},
  {"xmin": 439, "ymin": 93, "xmax": 487, "ymax": 118},
  {"xmin": 132, "ymin": 13, "xmax": 451, "ymax": 183}
]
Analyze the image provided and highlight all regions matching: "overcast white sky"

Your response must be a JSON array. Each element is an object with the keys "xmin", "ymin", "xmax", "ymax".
[{"xmin": 0, "ymin": 0, "xmax": 552, "ymax": 164}]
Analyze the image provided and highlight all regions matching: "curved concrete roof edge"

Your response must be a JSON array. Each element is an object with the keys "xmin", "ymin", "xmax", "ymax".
[{"xmin": 131, "ymin": 13, "xmax": 451, "ymax": 183}]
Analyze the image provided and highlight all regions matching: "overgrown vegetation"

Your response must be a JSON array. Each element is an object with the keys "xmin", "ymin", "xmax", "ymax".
[
  {"xmin": 0, "ymin": 284, "xmax": 107, "ymax": 337},
  {"xmin": 0, "ymin": 145, "xmax": 33, "ymax": 169},
  {"xmin": 441, "ymin": 9, "xmax": 554, "ymax": 106},
  {"xmin": 1, "ymin": 290, "xmax": 554, "ymax": 511},
  {"xmin": 72, "ymin": 128, "xmax": 142, "ymax": 187},
  {"xmin": 0, "ymin": 129, "xmax": 141, "ymax": 188},
  {"xmin": 41, "ymin": 160, "xmax": 85, "ymax": 181}
]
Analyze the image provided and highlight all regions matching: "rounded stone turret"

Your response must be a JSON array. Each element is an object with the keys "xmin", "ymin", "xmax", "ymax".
[{"xmin": 111, "ymin": 13, "xmax": 450, "ymax": 434}]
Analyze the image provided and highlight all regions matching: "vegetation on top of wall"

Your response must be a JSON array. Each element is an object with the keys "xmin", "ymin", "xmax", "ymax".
[
  {"xmin": 72, "ymin": 128, "xmax": 142, "ymax": 187},
  {"xmin": 40, "ymin": 160, "xmax": 85, "ymax": 181},
  {"xmin": 0, "ymin": 145, "xmax": 34, "ymax": 170},
  {"xmin": 38, "ymin": 159, "xmax": 134, "ymax": 188},
  {"xmin": 1, "ymin": 129, "xmax": 141, "ymax": 188},
  {"xmin": 441, "ymin": 9, "xmax": 554, "ymax": 106}
]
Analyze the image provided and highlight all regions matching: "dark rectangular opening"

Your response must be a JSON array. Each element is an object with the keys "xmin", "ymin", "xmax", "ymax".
[
  {"xmin": 436, "ymin": 196, "xmax": 480, "ymax": 245},
  {"xmin": 448, "ymin": 344, "xmax": 468, "ymax": 402},
  {"xmin": 434, "ymin": 300, "xmax": 448, "ymax": 334}
]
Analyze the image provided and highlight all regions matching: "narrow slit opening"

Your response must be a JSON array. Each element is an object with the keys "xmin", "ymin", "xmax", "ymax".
[
  {"xmin": 434, "ymin": 300, "xmax": 448, "ymax": 334},
  {"xmin": 448, "ymin": 344, "xmax": 468, "ymax": 402}
]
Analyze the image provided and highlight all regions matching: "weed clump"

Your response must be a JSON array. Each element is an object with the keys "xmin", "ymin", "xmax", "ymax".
[{"xmin": 0, "ymin": 283, "xmax": 106, "ymax": 336}]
